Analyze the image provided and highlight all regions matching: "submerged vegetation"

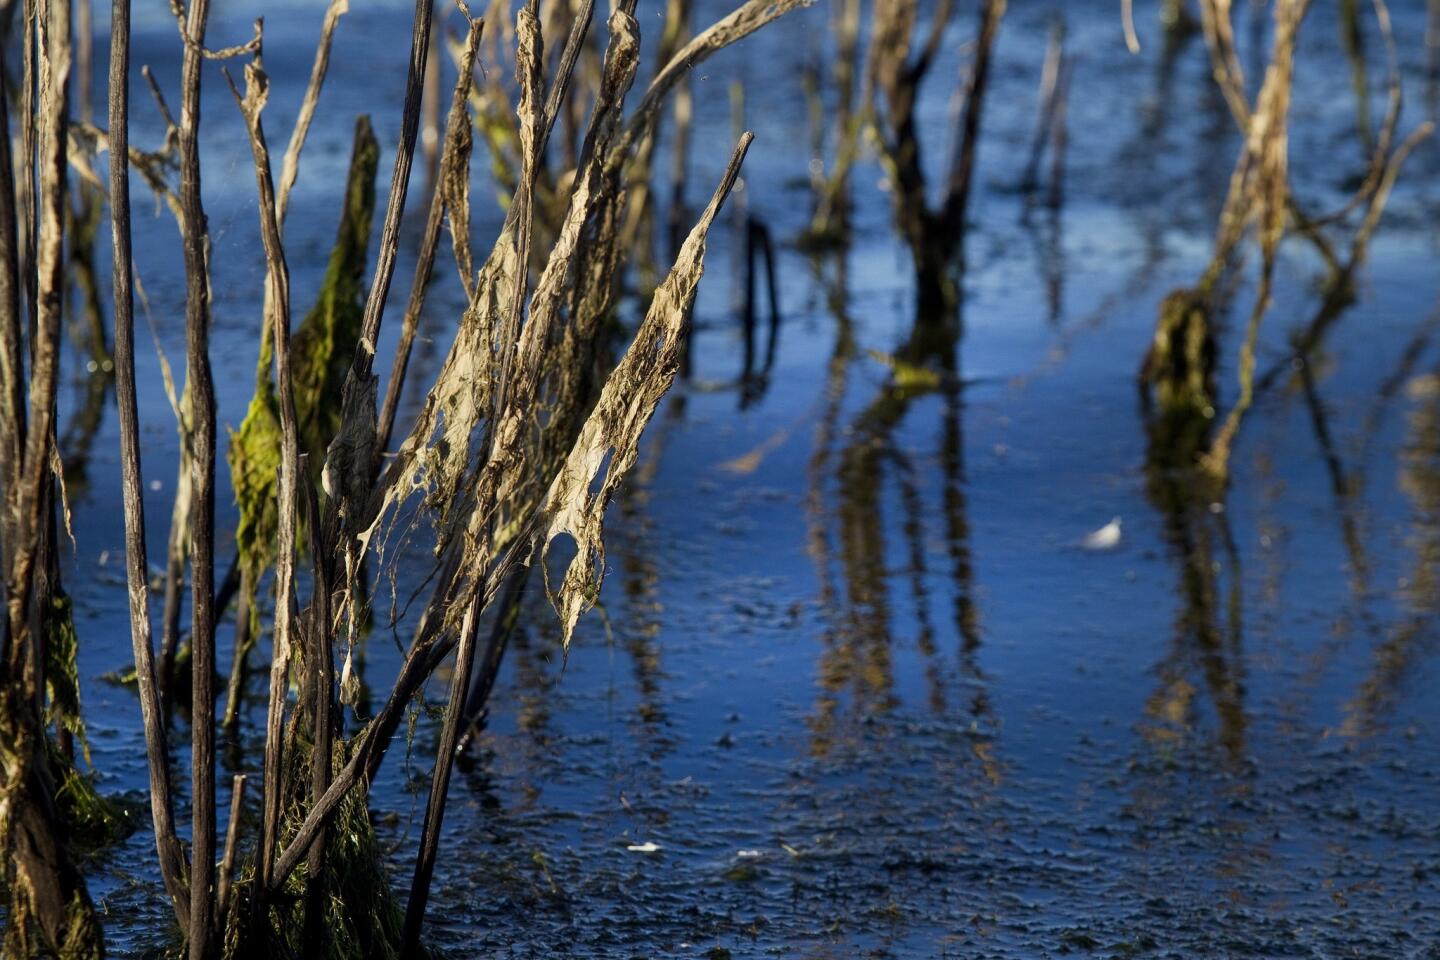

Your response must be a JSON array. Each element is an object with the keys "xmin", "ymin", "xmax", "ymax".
[{"xmin": 0, "ymin": 0, "xmax": 1437, "ymax": 955}]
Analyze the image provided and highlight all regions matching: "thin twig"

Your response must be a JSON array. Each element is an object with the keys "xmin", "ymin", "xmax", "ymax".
[
  {"xmin": 352, "ymin": 0, "xmax": 436, "ymax": 374},
  {"xmin": 216, "ymin": 774, "xmax": 247, "ymax": 923},
  {"xmin": 399, "ymin": 592, "xmax": 482, "ymax": 957},
  {"xmin": 276, "ymin": 0, "xmax": 350, "ymax": 225},
  {"xmin": 224, "ymin": 35, "xmax": 302, "ymax": 906}
]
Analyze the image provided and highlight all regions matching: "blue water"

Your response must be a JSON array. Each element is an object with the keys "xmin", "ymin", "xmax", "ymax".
[{"xmin": 45, "ymin": 0, "xmax": 1440, "ymax": 956}]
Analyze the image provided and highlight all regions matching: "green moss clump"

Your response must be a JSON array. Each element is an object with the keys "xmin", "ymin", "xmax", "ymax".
[
  {"xmin": 226, "ymin": 116, "xmax": 380, "ymax": 689},
  {"xmin": 223, "ymin": 742, "xmax": 421, "ymax": 960},
  {"xmin": 291, "ymin": 116, "xmax": 382, "ymax": 488},
  {"xmin": 43, "ymin": 592, "xmax": 140, "ymax": 854},
  {"xmin": 1143, "ymin": 289, "xmax": 1216, "ymax": 423}
]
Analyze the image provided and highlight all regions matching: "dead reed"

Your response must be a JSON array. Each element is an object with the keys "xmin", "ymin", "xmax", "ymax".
[
  {"xmin": 1141, "ymin": 0, "xmax": 1431, "ymax": 484},
  {"xmin": 0, "ymin": 0, "xmax": 803, "ymax": 955}
]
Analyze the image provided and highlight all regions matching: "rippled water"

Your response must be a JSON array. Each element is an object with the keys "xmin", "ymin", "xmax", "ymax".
[{"xmin": 47, "ymin": 0, "xmax": 1440, "ymax": 956}]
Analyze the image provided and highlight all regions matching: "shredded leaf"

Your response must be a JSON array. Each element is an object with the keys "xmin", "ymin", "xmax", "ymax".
[{"xmin": 537, "ymin": 133, "xmax": 752, "ymax": 647}]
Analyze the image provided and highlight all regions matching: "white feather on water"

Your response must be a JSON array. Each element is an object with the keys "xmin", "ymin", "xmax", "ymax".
[{"xmin": 1080, "ymin": 517, "xmax": 1122, "ymax": 551}]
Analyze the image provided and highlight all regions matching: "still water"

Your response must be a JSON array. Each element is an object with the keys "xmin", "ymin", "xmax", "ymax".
[{"xmin": 51, "ymin": 0, "xmax": 1440, "ymax": 955}]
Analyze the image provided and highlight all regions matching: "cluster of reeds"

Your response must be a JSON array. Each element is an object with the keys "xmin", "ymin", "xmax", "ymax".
[
  {"xmin": 0, "ymin": 0, "xmax": 806, "ymax": 955},
  {"xmin": 1128, "ymin": 0, "xmax": 1434, "ymax": 771},
  {"xmin": 1140, "ymin": 0, "xmax": 1432, "ymax": 485}
]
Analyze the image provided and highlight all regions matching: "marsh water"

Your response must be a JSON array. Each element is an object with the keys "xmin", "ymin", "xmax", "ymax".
[{"xmin": 49, "ymin": 0, "xmax": 1440, "ymax": 955}]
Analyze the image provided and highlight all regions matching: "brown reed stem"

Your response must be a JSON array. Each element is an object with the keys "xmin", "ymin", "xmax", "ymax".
[
  {"xmin": 0, "ymin": 14, "xmax": 26, "ymax": 532},
  {"xmin": 216, "ymin": 773, "xmax": 247, "ymax": 923},
  {"xmin": 399, "ymin": 592, "xmax": 483, "ymax": 957},
  {"xmin": 224, "ymin": 34, "xmax": 303, "ymax": 908},
  {"xmin": 107, "ymin": 0, "xmax": 190, "ymax": 928},
  {"xmin": 0, "ymin": 3, "xmax": 104, "ymax": 952},
  {"xmin": 379, "ymin": 14, "xmax": 485, "ymax": 455},
  {"xmin": 176, "ymin": 0, "xmax": 219, "ymax": 954},
  {"xmin": 353, "ymin": 0, "xmax": 436, "ymax": 374},
  {"xmin": 300, "ymin": 460, "xmax": 334, "ymax": 955}
]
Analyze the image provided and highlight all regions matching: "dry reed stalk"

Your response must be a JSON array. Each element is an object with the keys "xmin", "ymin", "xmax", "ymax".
[
  {"xmin": 107, "ymin": 0, "xmax": 190, "ymax": 928},
  {"xmin": 20, "ymin": 0, "xmax": 38, "ymax": 330},
  {"xmin": 421, "ymin": 2, "xmax": 442, "ymax": 194},
  {"xmin": 298, "ymin": 463, "xmax": 334, "ymax": 954},
  {"xmin": 455, "ymin": 0, "xmax": 655, "ymax": 741},
  {"xmin": 615, "ymin": 0, "xmax": 690, "ymax": 288},
  {"xmin": 0, "ymin": 17, "xmax": 26, "ymax": 537},
  {"xmin": 216, "ymin": 773, "xmax": 247, "ymax": 922},
  {"xmin": 53, "ymin": 1, "xmax": 797, "ymax": 951},
  {"xmin": 869, "ymin": 0, "xmax": 1005, "ymax": 318},
  {"xmin": 270, "ymin": 123, "xmax": 754, "ymax": 923},
  {"xmin": 1155, "ymin": 0, "xmax": 1431, "ymax": 481},
  {"xmin": 1196, "ymin": 0, "xmax": 1249, "ymax": 128},
  {"xmin": 222, "ymin": 0, "xmax": 354, "ymax": 735},
  {"xmin": 225, "ymin": 33, "xmax": 304, "ymax": 913},
  {"xmin": 354, "ymin": 0, "xmax": 435, "ymax": 376},
  {"xmin": 664, "ymin": 31, "xmax": 694, "ymax": 259},
  {"xmin": 7, "ymin": 0, "xmax": 69, "ymax": 711},
  {"xmin": 156, "ymin": 18, "xmax": 268, "ymax": 736},
  {"xmin": 277, "ymin": 0, "xmax": 350, "ymax": 223},
  {"xmin": 174, "ymin": 0, "xmax": 221, "ymax": 953},
  {"xmin": 378, "ymin": 16, "xmax": 485, "ymax": 454}
]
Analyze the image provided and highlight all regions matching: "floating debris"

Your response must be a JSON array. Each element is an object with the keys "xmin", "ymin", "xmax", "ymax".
[{"xmin": 1079, "ymin": 516, "xmax": 1122, "ymax": 551}]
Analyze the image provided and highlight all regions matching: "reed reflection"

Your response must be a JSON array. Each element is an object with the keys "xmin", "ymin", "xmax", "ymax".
[
  {"xmin": 1140, "ymin": 402, "xmax": 1248, "ymax": 762},
  {"xmin": 1342, "ymin": 357, "xmax": 1440, "ymax": 738}
]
